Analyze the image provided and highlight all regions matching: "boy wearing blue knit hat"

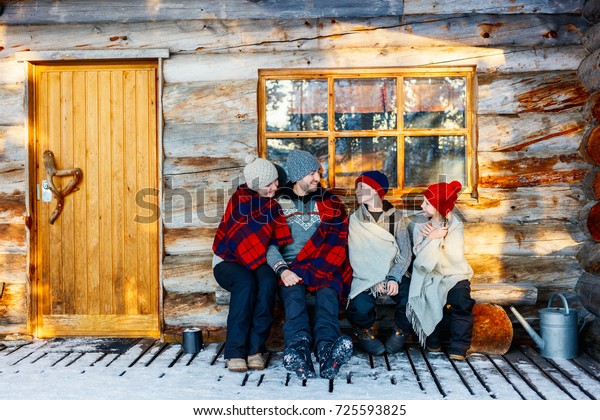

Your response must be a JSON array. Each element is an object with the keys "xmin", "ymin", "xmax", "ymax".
[{"xmin": 346, "ymin": 171, "xmax": 414, "ymax": 355}]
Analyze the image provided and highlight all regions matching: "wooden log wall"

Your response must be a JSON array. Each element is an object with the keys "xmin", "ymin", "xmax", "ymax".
[
  {"xmin": 0, "ymin": 0, "xmax": 593, "ymax": 337},
  {"xmin": 576, "ymin": 0, "xmax": 600, "ymax": 361}
]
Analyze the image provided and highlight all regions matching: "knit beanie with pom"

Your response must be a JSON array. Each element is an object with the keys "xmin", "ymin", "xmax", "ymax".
[
  {"xmin": 243, "ymin": 155, "xmax": 278, "ymax": 191},
  {"xmin": 355, "ymin": 170, "xmax": 390, "ymax": 201},
  {"xmin": 423, "ymin": 180, "xmax": 463, "ymax": 217}
]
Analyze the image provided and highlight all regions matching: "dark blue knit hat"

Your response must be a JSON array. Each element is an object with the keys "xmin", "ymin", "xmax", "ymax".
[{"xmin": 355, "ymin": 170, "xmax": 389, "ymax": 200}]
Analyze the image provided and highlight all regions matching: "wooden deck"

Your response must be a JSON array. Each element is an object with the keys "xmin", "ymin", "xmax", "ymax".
[{"xmin": 1, "ymin": 338, "xmax": 599, "ymax": 400}]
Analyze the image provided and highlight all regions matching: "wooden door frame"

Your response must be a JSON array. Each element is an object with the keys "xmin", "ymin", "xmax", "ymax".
[{"xmin": 19, "ymin": 49, "xmax": 169, "ymax": 339}]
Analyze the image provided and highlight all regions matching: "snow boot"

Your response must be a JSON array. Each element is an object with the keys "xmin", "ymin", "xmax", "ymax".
[
  {"xmin": 385, "ymin": 325, "xmax": 409, "ymax": 354},
  {"xmin": 353, "ymin": 327, "xmax": 385, "ymax": 356},
  {"xmin": 318, "ymin": 335, "xmax": 353, "ymax": 379},
  {"xmin": 283, "ymin": 339, "xmax": 316, "ymax": 380}
]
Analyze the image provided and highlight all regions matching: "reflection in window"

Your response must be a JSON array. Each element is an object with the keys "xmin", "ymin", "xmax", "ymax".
[
  {"xmin": 266, "ymin": 80, "xmax": 328, "ymax": 131},
  {"xmin": 266, "ymin": 138, "xmax": 329, "ymax": 186},
  {"xmin": 404, "ymin": 77, "xmax": 466, "ymax": 129},
  {"xmin": 404, "ymin": 136, "xmax": 466, "ymax": 188},
  {"xmin": 335, "ymin": 137, "xmax": 397, "ymax": 189},
  {"xmin": 334, "ymin": 79, "xmax": 397, "ymax": 130}
]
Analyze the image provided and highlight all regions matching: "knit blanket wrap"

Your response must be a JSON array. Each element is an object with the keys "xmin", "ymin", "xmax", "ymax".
[{"xmin": 212, "ymin": 184, "xmax": 292, "ymax": 271}]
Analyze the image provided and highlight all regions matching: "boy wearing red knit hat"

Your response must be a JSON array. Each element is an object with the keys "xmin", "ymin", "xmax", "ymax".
[
  {"xmin": 346, "ymin": 171, "xmax": 413, "ymax": 356},
  {"xmin": 406, "ymin": 180, "xmax": 475, "ymax": 360}
]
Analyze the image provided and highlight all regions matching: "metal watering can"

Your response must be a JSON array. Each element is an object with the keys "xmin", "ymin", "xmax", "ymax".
[{"xmin": 510, "ymin": 294, "xmax": 583, "ymax": 359}]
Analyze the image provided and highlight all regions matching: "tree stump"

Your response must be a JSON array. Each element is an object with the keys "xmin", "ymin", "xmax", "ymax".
[
  {"xmin": 575, "ymin": 272, "xmax": 600, "ymax": 317},
  {"xmin": 577, "ymin": 241, "xmax": 600, "ymax": 276},
  {"xmin": 584, "ymin": 91, "xmax": 600, "ymax": 123},
  {"xmin": 468, "ymin": 303, "xmax": 513, "ymax": 356}
]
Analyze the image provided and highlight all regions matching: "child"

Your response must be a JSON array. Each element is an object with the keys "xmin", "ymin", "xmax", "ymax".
[
  {"xmin": 346, "ymin": 171, "xmax": 413, "ymax": 355},
  {"xmin": 407, "ymin": 180, "xmax": 475, "ymax": 360}
]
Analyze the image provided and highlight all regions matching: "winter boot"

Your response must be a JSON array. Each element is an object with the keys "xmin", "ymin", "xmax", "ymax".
[
  {"xmin": 318, "ymin": 336, "xmax": 353, "ymax": 379},
  {"xmin": 385, "ymin": 325, "xmax": 409, "ymax": 354},
  {"xmin": 282, "ymin": 339, "xmax": 316, "ymax": 379},
  {"xmin": 425, "ymin": 334, "xmax": 442, "ymax": 353},
  {"xmin": 353, "ymin": 327, "xmax": 385, "ymax": 356}
]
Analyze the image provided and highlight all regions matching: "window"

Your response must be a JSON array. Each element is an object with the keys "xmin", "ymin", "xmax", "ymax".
[{"xmin": 258, "ymin": 67, "xmax": 476, "ymax": 194}]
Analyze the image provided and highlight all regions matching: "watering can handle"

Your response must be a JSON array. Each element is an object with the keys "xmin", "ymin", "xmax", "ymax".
[{"xmin": 547, "ymin": 293, "xmax": 569, "ymax": 315}]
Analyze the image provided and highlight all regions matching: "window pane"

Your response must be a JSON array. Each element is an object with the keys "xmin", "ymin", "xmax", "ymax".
[
  {"xmin": 404, "ymin": 77, "xmax": 466, "ymax": 129},
  {"xmin": 334, "ymin": 137, "xmax": 398, "ymax": 189},
  {"xmin": 404, "ymin": 136, "xmax": 466, "ymax": 188},
  {"xmin": 334, "ymin": 79, "xmax": 397, "ymax": 130},
  {"xmin": 266, "ymin": 138, "xmax": 329, "ymax": 186},
  {"xmin": 266, "ymin": 80, "xmax": 327, "ymax": 131}
]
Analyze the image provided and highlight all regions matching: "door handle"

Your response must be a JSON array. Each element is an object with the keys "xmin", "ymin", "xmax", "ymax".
[{"xmin": 42, "ymin": 150, "xmax": 83, "ymax": 225}]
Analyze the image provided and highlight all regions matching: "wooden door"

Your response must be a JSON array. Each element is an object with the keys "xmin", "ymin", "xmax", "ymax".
[{"xmin": 31, "ymin": 61, "xmax": 160, "ymax": 337}]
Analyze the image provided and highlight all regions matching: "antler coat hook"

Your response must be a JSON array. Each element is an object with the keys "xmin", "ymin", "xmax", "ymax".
[{"xmin": 42, "ymin": 150, "xmax": 83, "ymax": 224}]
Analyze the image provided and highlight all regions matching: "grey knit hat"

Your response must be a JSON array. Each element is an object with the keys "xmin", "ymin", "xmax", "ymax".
[
  {"xmin": 286, "ymin": 150, "xmax": 321, "ymax": 183},
  {"xmin": 243, "ymin": 156, "xmax": 278, "ymax": 190}
]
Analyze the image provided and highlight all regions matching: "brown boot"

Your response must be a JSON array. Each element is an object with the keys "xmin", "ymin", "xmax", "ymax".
[
  {"xmin": 247, "ymin": 353, "xmax": 266, "ymax": 370},
  {"xmin": 226, "ymin": 358, "xmax": 248, "ymax": 372}
]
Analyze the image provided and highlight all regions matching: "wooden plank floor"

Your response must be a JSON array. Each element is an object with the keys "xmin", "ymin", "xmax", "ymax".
[{"xmin": 1, "ymin": 339, "xmax": 599, "ymax": 400}]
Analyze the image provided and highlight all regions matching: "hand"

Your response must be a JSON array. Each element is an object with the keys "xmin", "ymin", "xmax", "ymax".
[
  {"xmin": 374, "ymin": 282, "xmax": 386, "ymax": 295},
  {"xmin": 420, "ymin": 223, "xmax": 448, "ymax": 239},
  {"xmin": 280, "ymin": 269, "xmax": 302, "ymax": 287},
  {"xmin": 386, "ymin": 281, "xmax": 399, "ymax": 296}
]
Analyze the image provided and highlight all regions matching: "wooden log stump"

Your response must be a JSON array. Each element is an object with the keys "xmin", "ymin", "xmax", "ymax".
[
  {"xmin": 583, "ymin": 21, "xmax": 600, "ymax": 53},
  {"xmin": 583, "ymin": 167, "xmax": 600, "ymax": 200},
  {"xmin": 580, "ymin": 124, "xmax": 600, "ymax": 165},
  {"xmin": 583, "ymin": 91, "xmax": 600, "ymax": 123},
  {"xmin": 577, "ymin": 241, "xmax": 600, "ymax": 276},
  {"xmin": 468, "ymin": 303, "xmax": 513, "ymax": 356},
  {"xmin": 575, "ymin": 272, "xmax": 600, "ymax": 317},
  {"xmin": 578, "ymin": 200, "xmax": 600, "ymax": 241},
  {"xmin": 584, "ymin": 0, "xmax": 600, "ymax": 25}
]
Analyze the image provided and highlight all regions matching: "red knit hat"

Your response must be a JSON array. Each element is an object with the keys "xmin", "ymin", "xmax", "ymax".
[
  {"xmin": 355, "ymin": 170, "xmax": 389, "ymax": 201},
  {"xmin": 423, "ymin": 180, "xmax": 463, "ymax": 217}
]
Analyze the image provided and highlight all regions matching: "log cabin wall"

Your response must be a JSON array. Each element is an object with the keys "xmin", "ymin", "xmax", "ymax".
[
  {"xmin": 576, "ymin": 0, "xmax": 600, "ymax": 360},
  {"xmin": 0, "ymin": 1, "xmax": 593, "ymax": 342}
]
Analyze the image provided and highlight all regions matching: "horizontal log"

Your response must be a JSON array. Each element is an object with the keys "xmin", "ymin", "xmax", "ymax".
[
  {"xmin": 405, "ymin": 0, "xmax": 584, "ymax": 15},
  {"xmin": 163, "ymin": 291, "xmax": 227, "ymax": 328},
  {"xmin": 575, "ymin": 272, "xmax": 600, "ymax": 316},
  {"xmin": 477, "ymin": 151, "xmax": 588, "ymax": 188},
  {"xmin": 477, "ymin": 72, "xmax": 588, "ymax": 115},
  {"xmin": 163, "ymin": 80, "xmax": 256, "ymax": 125},
  {"xmin": 164, "ymin": 46, "xmax": 588, "ymax": 83},
  {"xmin": 0, "ymin": 282, "xmax": 27, "ymax": 326},
  {"xmin": 0, "ymin": 224, "xmax": 26, "ymax": 253},
  {"xmin": 0, "ymin": 253, "xmax": 27, "ymax": 284},
  {"xmin": 162, "ymin": 253, "xmax": 217, "ymax": 294},
  {"xmin": 583, "ymin": 167, "xmax": 600, "ymax": 200},
  {"xmin": 583, "ymin": 21, "xmax": 600, "ymax": 52},
  {"xmin": 162, "ymin": 187, "xmax": 227, "ymax": 229},
  {"xmin": 580, "ymin": 124, "xmax": 600, "ymax": 165},
  {"xmin": 0, "ymin": 126, "xmax": 26, "ymax": 161},
  {"xmin": 164, "ymin": 227, "xmax": 217, "ymax": 255},
  {"xmin": 0, "ymin": 84, "xmax": 24, "ymax": 125},
  {"xmin": 578, "ymin": 48, "xmax": 600, "ymax": 92},
  {"xmin": 0, "ymin": 59, "xmax": 24, "ymax": 85},
  {"xmin": 0, "ymin": 193, "xmax": 26, "ymax": 225},
  {"xmin": 318, "ymin": 14, "xmax": 588, "ymax": 50},
  {"xmin": 577, "ymin": 200, "xmax": 600, "ymax": 241},
  {"xmin": 464, "ymin": 221, "xmax": 585, "ymax": 257},
  {"xmin": 468, "ymin": 255, "xmax": 581, "ymax": 291},
  {"xmin": 457, "ymin": 186, "xmax": 587, "ymax": 224},
  {"xmin": 478, "ymin": 113, "xmax": 584, "ymax": 153},
  {"xmin": 0, "ymin": 0, "xmax": 585, "ymax": 25},
  {"xmin": 163, "ymin": 123, "xmax": 256, "ymax": 175},
  {"xmin": 577, "ymin": 241, "xmax": 600, "ymax": 276}
]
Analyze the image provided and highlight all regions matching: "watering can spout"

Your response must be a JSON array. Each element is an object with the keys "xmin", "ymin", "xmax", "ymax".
[{"xmin": 510, "ymin": 306, "xmax": 544, "ymax": 350}]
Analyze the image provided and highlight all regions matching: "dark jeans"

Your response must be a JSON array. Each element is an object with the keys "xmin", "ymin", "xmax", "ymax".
[
  {"xmin": 213, "ymin": 262, "xmax": 278, "ymax": 359},
  {"xmin": 346, "ymin": 276, "xmax": 412, "ymax": 332},
  {"xmin": 279, "ymin": 284, "xmax": 341, "ymax": 357},
  {"xmin": 429, "ymin": 280, "xmax": 475, "ymax": 354}
]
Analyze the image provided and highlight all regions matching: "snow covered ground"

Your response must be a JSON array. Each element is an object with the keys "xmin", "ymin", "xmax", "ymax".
[{"xmin": 1, "ymin": 338, "xmax": 598, "ymax": 418}]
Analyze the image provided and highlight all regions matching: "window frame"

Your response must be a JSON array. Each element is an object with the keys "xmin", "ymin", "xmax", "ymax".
[{"xmin": 257, "ymin": 66, "xmax": 478, "ymax": 197}]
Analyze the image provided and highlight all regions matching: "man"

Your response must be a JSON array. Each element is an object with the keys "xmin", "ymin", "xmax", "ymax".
[{"xmin": 267, "ymin": 149, "xmax": 353, "ymax": 380}]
